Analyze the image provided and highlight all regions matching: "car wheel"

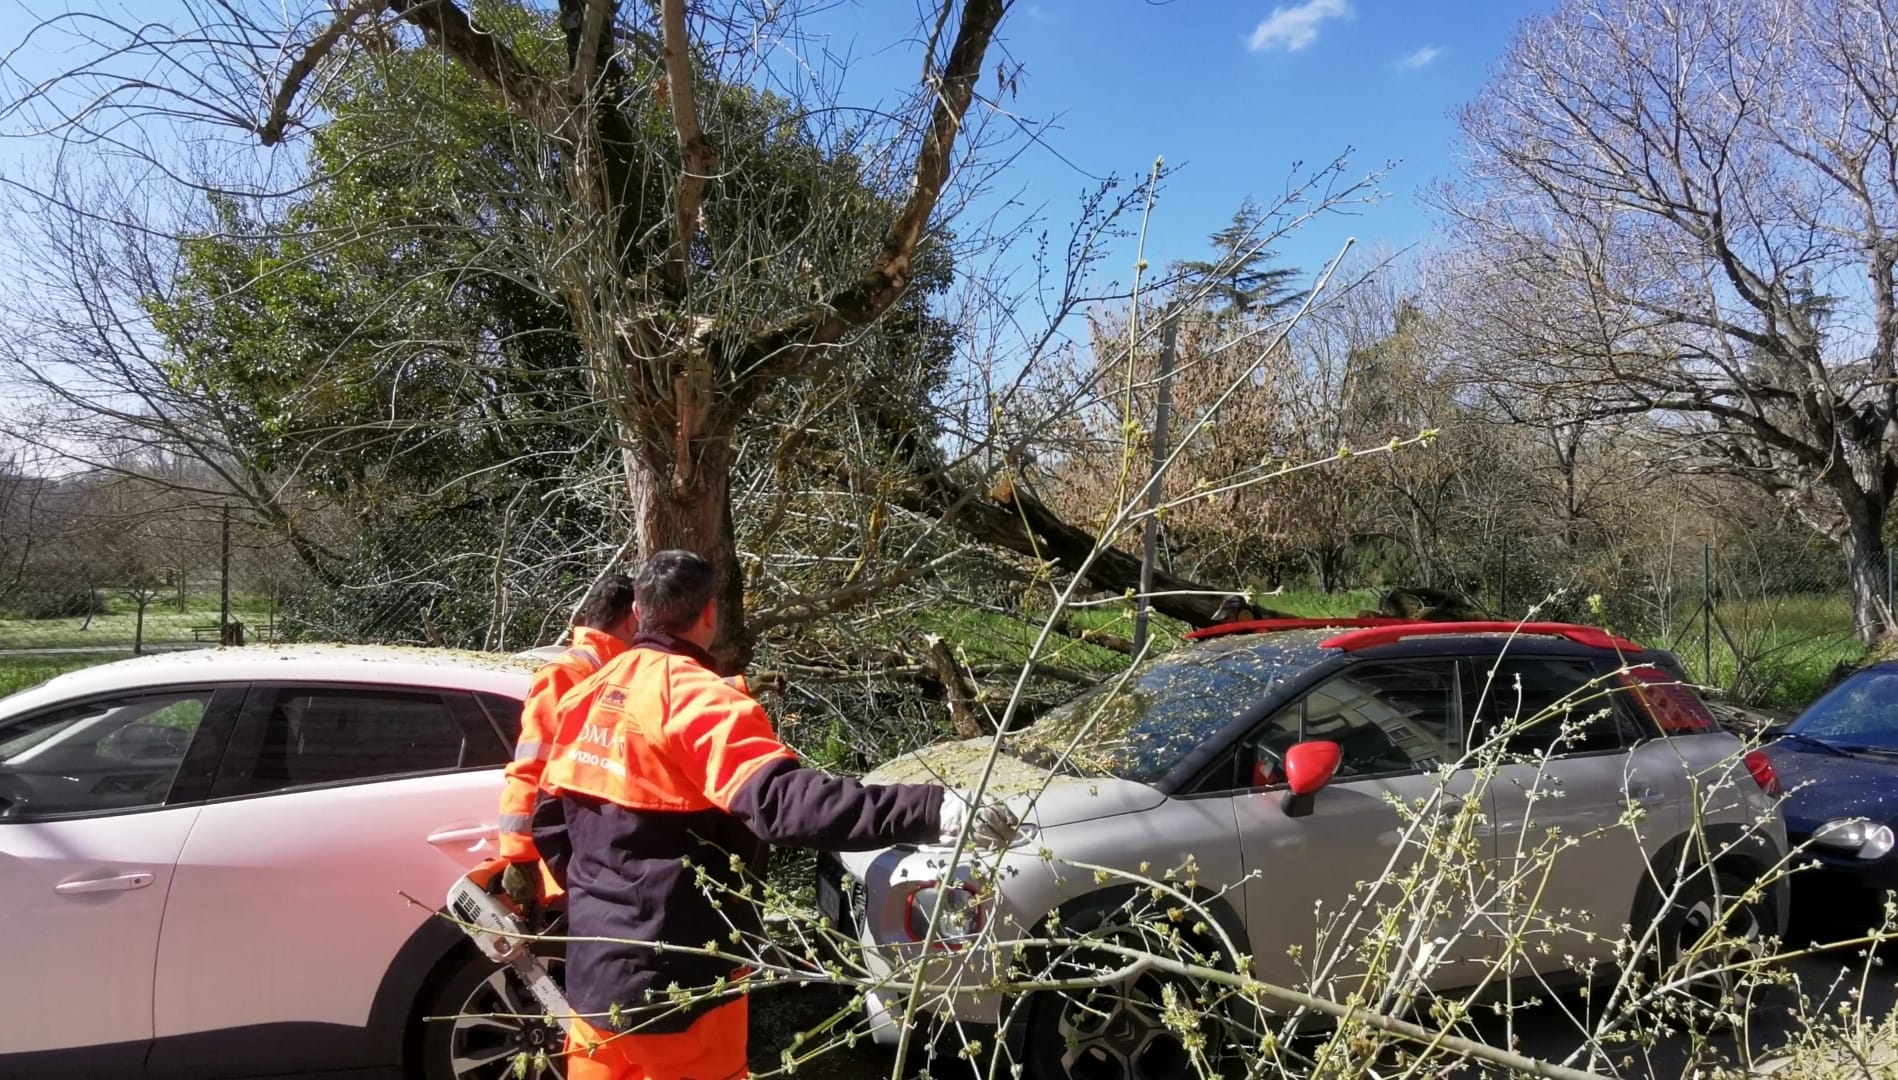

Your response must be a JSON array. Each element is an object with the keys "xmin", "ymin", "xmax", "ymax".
[
  {"xmin": 418, "ymin": 944, "xmax": 567, "ymax": 1080},
  {"xmin": 1019, "ymin": 893, "xmax": 1239, "ymax": 1080},
  {"xmin": 1655, "ymin": 865, "xmax": 1772, "ymax": 1018}
]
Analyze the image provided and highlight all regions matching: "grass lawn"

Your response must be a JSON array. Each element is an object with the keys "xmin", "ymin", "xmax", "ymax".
[
  {"xmin": 923, "ymin": 587, "xmax": 1857, "ymax": 710},
  {"xmin": 1658, "ymin": 592, "xmax": 1864, "ymax": 707},
  {"xmin": 0, "ymin": 595, "xmax": 276, "ymax": 652},
  {"xmin": 0, "ymin": 652, "xmax": 116, "ymax": 698}
]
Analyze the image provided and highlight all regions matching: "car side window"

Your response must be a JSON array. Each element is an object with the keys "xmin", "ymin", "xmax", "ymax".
[
  {"xmin": 0, "ymin": 691, "xmax": 212, "ymax": 820},
  {"xmin": 478, "ymin": 691, "xmax": 525, "ymax": 744},
  {"xmin": 1463, "ymin": 656, "xmax": 1632, "ymax": 758},
  {"xmin": 1243, "ymin": 661, "xmax": 1461, "ymax": 785},
  {"xmin": 214, "ymin": 687, "xmax": 472, "ymax": 798}
]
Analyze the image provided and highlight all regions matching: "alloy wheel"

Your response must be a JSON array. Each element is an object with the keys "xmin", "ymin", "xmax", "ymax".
[
  {"xmin": 1054, "ymin": 968, "xmax": 1192, "ymax": 1080},
  {"xmin": 1675, "ymin": 885, "xmax": 1766, "ymax": 1011},
  {"xmin": 446, "ymin": 957, "xmax": 567, "ymax": 1080}
]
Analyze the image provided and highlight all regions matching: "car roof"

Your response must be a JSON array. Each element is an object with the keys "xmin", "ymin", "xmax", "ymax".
[
  {"xmin": 1175, "ymin": 622, "xmax": 1666, "ymax": 666},
  {"xmin": 0, "ymin": 644, "xmax": 538, "ymax": 716}
]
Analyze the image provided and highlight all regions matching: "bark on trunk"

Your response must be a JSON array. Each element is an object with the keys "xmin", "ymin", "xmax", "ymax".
[
  {"xmin": 627, "ymin": 426, "xmax": 750, "ymax": 674},
  {"xmin": 1842, "ymin": 508, "xmax": 1892, "ymax": 644}
]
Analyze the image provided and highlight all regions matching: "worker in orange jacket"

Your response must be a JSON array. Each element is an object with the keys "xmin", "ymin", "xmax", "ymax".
[
  {"xmin": 542, "ymin": 550, "xmax": 1018, "ymax": 1080},
  {"xmin": 497, "ymin": 574, "xmax": 639, "ymax": 906}
]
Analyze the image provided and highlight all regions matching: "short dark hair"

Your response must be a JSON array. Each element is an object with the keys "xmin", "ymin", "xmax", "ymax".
[
  {"xmin": 634, "ymin": 550, "xmax": 716, "ymax": 634},
  {"xmin": 573, "ymin": 573, "xmax": 637, "ymax": 630}
]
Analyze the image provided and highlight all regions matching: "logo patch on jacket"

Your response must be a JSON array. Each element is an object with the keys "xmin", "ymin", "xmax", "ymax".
[{"xmin": 602, "ymin": 688, "xmax": 627, "ymax": 707}]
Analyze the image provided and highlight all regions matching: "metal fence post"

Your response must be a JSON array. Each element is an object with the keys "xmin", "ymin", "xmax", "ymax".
[
  {"xmin": 1702, "ymin": 542, "xmax": 1713, "ymax": 682},
  {"xmin": 1498, "ymin": 545, "xmax": 1509, "ymax": 618},
  {"xmin": 1132, "ymin": 313, "xmax": 1178, "ymax": 656},
  {"xmin": 220, "ymin": 505, "xmax": 231, "ymax": 640}
]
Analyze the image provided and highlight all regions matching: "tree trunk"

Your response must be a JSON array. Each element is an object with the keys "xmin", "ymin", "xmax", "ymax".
[
  {"xmin": 1842, "ymin": 504, "xmax": 1893, "ymax": 644},
  {"xmin": 627, "ymin": 425, "xmax": 749, "ymax": 674},
  {"xmin": 134, "ymin": 598, "xmax": 147, "ymax": 656}
]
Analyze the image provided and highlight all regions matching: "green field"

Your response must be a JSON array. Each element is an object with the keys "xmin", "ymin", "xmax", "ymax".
[
  {"xmin": 1642, "ymin": 592, "xmax": 1865, "ymax": 707},
  {"xmin": 0, "ymin": 595, "xmax": 276, "ymax": 652},
  {"xmin": 0, "ymin": 586, "xmax": 1860, "ymax": 712},
  {"xmin": 922, "ymin": 587, "xmax": 1859, "ymax": 711},
  {"xmin": 0, "ymin": 594, "xmax": 279, "ymax": 702},
  {"xmin": 0, "ymin": 652, "xmax": 111, "ymax": 698}
]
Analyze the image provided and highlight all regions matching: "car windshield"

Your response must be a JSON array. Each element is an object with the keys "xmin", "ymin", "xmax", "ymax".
[
  {"xmin": 1789, "ymin": 667, "xmax": 1898, "ymax": 752},
  {"xmin": 1009, "ymin": 635, "xmax": 1304, "ymax": 784}
]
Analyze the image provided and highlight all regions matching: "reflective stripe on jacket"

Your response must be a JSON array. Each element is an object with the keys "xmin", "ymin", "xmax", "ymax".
[
  {"xmin": 543, "ymin": 630, "xmax": 942, "ymax": 1033},
  {"xmin": 498, "ymin": 626, "xmax": 627, "ymax": 861}
]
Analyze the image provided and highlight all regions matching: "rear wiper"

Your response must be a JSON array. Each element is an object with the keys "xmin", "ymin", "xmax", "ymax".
[
  {"xmin": 1830, "ymin": 743, "xmax": 1898, "ymax": 758},
  {"xmin": 1775, "ymin": 732, "xmax": 1855, "ymax": 755}
]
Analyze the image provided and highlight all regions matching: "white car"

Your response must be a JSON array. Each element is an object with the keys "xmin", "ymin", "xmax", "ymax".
[{"xmin": 0, "ymin": 645, "xmax": 551, "ymax": 1080}]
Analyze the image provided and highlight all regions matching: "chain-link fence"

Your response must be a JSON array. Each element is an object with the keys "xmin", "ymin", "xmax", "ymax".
[
  {"xmin": 0, "ymin": 499, "xmax": 298, "ymax": 692},
  {"xmin": 0, "ymin": 489, "xmax": 1878, "ymax": 708},
  {"xmin": 1487, "ymin": 538, "xmax": 1862, "ymax": 708}
]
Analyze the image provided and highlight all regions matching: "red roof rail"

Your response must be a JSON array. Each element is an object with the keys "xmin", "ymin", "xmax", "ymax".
[
  {"xmin": 1185, "ymin": 616, "xmax": 1416, "ymax": 641},
  {"xmin": 1320, "ymin": 621, "xmax": 1646, "ymax": 653}
]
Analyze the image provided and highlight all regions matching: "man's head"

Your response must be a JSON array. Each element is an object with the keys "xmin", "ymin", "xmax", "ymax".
[
  {"xmin": 573, "ymin": 573, "xmax": 639, "ymax": 645},
  {"xmin": 635, "ymin": 550, "xmax": 718, "ymax": 649}
]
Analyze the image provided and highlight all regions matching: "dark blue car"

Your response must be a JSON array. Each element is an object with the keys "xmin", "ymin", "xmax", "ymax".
[{"xmin": 1763, "ymin": 663, "xmax": 1898, "ymax": 890}]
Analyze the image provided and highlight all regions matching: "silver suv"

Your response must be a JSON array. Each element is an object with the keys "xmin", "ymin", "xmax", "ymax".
[{"xmin": 815, "ymin": 619, "xmax": 1789, "ymax": 1080}]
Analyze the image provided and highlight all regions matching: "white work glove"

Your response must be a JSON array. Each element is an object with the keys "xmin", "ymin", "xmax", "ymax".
[{"xmin": 937, "ymin": 789, "xmax": 1022, "ymax": 848}]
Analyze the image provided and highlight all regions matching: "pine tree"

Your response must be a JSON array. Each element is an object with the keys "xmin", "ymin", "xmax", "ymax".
[{"xmin": 1177, "ymin": 198, "xmax": 1301, "ymax": 318}]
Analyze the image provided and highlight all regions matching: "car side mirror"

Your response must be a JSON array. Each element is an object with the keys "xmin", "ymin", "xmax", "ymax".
[{"xmin": 1281, "ymin": 740, "xmax": 1341, "ymax": 819}]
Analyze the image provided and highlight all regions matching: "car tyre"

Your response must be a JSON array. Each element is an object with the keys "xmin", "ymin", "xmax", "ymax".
[
  {"xmin": 418, "ymin": 942, "xmax": 567, "ymax": 1080},
  {"xmin": 1017, "ymin": 891, "xmax": 1243, "ymax": 1080},
  {"xmin": 1653, "ymin": 864, "xmax": 1773, "ymax": 1025}
]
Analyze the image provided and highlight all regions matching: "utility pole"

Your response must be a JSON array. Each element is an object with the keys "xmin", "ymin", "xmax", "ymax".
[{"xmin": 1133, "ymin": 314, "xmax": 1179, "ymax": 655}]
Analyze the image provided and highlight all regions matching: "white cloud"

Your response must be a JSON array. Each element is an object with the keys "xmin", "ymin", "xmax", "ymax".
[
  {"xmin": 1397, "ymin": 45, "xmax": 1443, "ymax": 70},
  {"xmin": 1247, "ymin": 0, "xmax": 1352, "ymax": 53}
]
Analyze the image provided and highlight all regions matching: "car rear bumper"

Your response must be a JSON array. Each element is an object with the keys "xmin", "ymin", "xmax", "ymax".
[{"xmin": 813, "ymin": 852, "xmax": 1005, "ymax": 1034}]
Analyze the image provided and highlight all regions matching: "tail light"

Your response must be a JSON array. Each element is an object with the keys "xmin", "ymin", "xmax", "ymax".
[
  {"xmin": 902, "ymin": 880, "xmax": 986, "ymax": 948},
  {"xmin": 1743, "ymin": 749, "xmax": 1782, "ymax": 796},
  {"xmin": 1621, "ymin": 665, "xmax": 1720, "ymax": 734}
]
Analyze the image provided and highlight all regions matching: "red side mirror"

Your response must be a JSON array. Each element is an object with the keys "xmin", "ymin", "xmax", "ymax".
[{"xmin": 1283, "ymin": 740, "xmax": 1341, "ymax": 796}]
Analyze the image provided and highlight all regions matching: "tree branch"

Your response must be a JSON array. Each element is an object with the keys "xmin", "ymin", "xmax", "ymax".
[
  {"xmin": 722, "ymin": 0, "xmax": 1005, "ymax": 406},
  {"xmin": 260, "ymin": 0, "xmax": 383, "ymax": 146},
  {"xmin": 922, "ymin": 633, "xmax": 986, "ymax": 738},
  {"xmin": 658, "ymin": 0, "xmax": 716, "ymax": 298},
  {"xmin": 882, "ymin": 464, "xmax": 1233, "ymax": 627},
  {"xmin": 387, "ymin": 0, "xmax": 561, "ymax": 124}
]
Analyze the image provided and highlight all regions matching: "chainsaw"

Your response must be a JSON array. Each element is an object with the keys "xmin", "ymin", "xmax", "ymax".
[{"xmin": 446, "ymin": 858, "xmax": 573, "ymax": 1034}]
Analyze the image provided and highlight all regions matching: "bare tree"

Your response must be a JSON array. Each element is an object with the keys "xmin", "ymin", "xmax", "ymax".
[{"xmin": 1443, "ymin": 0, "xmax": 1898, "ymax": 640}]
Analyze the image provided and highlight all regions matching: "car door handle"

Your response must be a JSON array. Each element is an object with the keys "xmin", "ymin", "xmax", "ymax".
[
  {"xmin": 1617, "ymin": 787, "xmax": 1658, "ymax": 808},
  {"xmin": 427, "ymin": 825, "xmax": 499, "ymax": 847},
  {"xmin": 55, "ymin": 872, "xmax": 154, "ymax": 895}
]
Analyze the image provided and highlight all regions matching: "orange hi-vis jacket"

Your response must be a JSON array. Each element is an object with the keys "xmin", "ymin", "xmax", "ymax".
[
  {"xmin": 541, "ymin": 630, "xmax": 943, "ymax": 1035},
  {"xmin": 498, "ymin": 626, "xmax": 629, "ymax": 862}
]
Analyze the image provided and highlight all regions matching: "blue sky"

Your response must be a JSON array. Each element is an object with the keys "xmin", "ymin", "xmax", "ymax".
[
  {"xmin": 0, "ymin": 0, "xmax": 1550, "ymax": 297},
  {"xmin": 800, "ymin": 0, "xmax": 1549, "ymax": 286}
]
